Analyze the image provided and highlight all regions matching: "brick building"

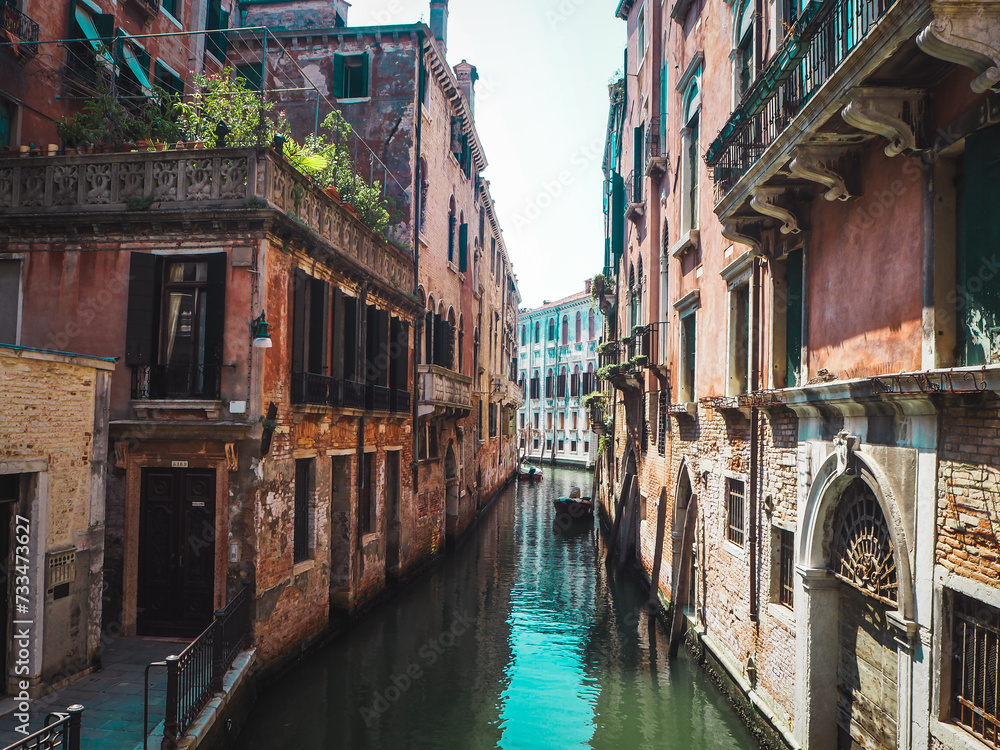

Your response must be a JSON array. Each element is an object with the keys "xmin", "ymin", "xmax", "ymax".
[
  {"xmin": 597, "ymin": 0, "xmax": 1000, "ymax": 749},
  {"xmin": 517, "ymin": 286, "xmax": 601, "ymax": 468},
  {"xmin": 242, "ymin": 0, "xmax": 522, "ymax": 545},
  {"xmin": 0, "ymin": 344, "xmax": 114, "ymax": 696}
]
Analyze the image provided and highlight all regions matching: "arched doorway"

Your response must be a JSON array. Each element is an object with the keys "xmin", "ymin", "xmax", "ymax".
[
  {"xmin": 830, "ymin": 478, "xmax": 899, "ymax": 750},
  {"xmin": 797, "ymin": 449, "xmax": 913, "ymax": 750}
]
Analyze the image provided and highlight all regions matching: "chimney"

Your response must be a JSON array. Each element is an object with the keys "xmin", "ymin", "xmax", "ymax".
[
  {"xmin": 453, "ymin": 60, "xmax": 479, "ymax": 115},
  {"xmin": 430, "ymin": 0, "xmax": 448, "ymax": 53},
  {"xmin": 585, "ymin": 279, "xmax": 592, "ymax": 294}
]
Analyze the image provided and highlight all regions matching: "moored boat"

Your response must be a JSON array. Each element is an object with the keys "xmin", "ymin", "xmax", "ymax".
[{"xmin": 553, "ymin": 496, "xmax": 594, "ymax": 520}]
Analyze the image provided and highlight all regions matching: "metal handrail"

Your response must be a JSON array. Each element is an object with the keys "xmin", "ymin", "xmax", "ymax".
[
  {"xmin": 1, "ymin": 706, "xmax": 83, "ymax": 750},
  {"xmin": 1, "ymin": 3, "xmax": 39, "ymax": 60}
]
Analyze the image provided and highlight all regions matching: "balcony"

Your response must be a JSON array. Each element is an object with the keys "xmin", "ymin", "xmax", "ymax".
[
  {"xmin": 0, "ymin": 148, "xmax": 414, "ymax": 293},
  {"xmin": 130, "ymin": 364, "xmax": 223, "ymax": 419},
  {"xmin": 417, "ymin": 364, "xmax": 473, "ymax": 418},
  {"xmin": 623, "ymin": 169, "xmax": 644, "ymax": 222},
  {"xmin": 129, "ymin": 0, "xmax": 160, "ymax": 18},
  {"xmin": 706, "ymin": 0, "xmax": 899, "ymax": 197},
  {"xmin": 291, "ymin": 372, "xmax": 410, "ymax": 414},
  {"xmin": 645, "ymin": 117, "xmax": 669, "ymax": 180},
  {"xmin": 1, "ymin": 2, "xmax": 39, "ymax": 61}
]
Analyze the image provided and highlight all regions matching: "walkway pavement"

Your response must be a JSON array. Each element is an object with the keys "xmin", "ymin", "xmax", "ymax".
[{"xmin": 0, "ymin": 637, "xmax": 189, "ymax": 750}]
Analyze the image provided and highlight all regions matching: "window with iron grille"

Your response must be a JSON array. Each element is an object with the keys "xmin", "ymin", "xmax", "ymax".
[
  {"xmin": 293, "ymin": 459, "xmax": 312, "ymax": 562},
  {"xmin": 778, "ymin": 527, "xmax": 794, "ymax": 608},
  {"xmin": 952, "ymin": 590, "xmax": 1000, "ymax": 748},
  {"xmin": 657, "ymin": 391, "xmax": 668, "ymax": 456},
  {"xmin": 726, "ymin": 478, "xmax": 745, "ymax": 547}
]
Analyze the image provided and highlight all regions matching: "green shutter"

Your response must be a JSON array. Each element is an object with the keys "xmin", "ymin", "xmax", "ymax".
[
  {"xmin": 785, "ymin": 249, "xmax": 803, "ymax": 386},
  {"xmin": 611, "ymin": 172, "xmax": 625, "ymax": 267},
  {"xmin": 459, "ymin": 223, "xmax": 469, "ymax": 272},
  {"xmin": 360, "ymin": 52, "xmax": 370, "ymax": 97},
  {"xmin": 959, "ymin": 124, "xmax": 1000, "ymax": 365},
  {"xmin": 660, "ymin": 62, "xmax": 668, "ymax": 146},
  {"xmin": 236, "ymin": 63, "xmax": 263, "ymax": 91},
  {"xmin": 332, "ymin": 54, "xmax": 345, "ymax": 98}
]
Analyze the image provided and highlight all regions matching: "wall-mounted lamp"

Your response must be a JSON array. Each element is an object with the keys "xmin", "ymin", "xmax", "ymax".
[{"xmin": 252, "ymin": 311, "xmax": 272, "ymax": 349}]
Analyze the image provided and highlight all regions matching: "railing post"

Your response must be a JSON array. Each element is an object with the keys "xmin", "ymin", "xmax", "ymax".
[
  {"xmin": 162, "ymin": 655, "xmax": 179, "ymax": 750},
  {"xmin": 212, "ymin": 612, "xmax": 225, "ymax": 693},
  {"xmin": 66, "ymin": 704, "xmax": 84, "ymax": 750}
]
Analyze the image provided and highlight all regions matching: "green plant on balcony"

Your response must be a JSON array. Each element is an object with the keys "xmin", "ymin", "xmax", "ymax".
[
  {"xmin": 596, "ymin": 340, "xmax": 617, "ymax": 355},
  {"xmin": 596, "ymin": 363, "xmax": 622, "ymax": 381},
  {"xmin": 627, "ymin": 354, "xmax": 647, "ymax": 370},
  {"xmin": 590, "ymin": 273, "xmax": 606, "ymax": 299},
  {"xmin": 581, "ymin": 391, "xmax": 606, "ymax": 410}
]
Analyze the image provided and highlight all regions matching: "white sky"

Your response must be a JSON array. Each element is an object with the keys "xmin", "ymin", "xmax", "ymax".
[{"xmin": 347, "ymin": 0, "xmax": 625, "ymax": 309}]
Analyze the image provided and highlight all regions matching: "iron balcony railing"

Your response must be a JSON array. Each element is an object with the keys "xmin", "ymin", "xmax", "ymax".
[
  {"xmin": 624, "ymin": 169, "xmax": 643, "ymax": 206},
  {"xmin": 290, "ymin": 371, "xmax": 336, "ymax": 406},
  {"xmin": 706, "ymin": 0, "xmax": 896, "ymax": 195},
  {"xmin": 1, "ymin": 706, "xmax": 83, "ymax": 750},
  {"xmin": 1, "ymin": 2, "xmax": 39, "ymax": 61},
  {"xmin": 367, "ymin": 384, "xmax": 391, "ymax": 412},
  {"xmin": 129, "ymin": 0, "xmax": 160, "ymax": 17},
  {"xmin": 390, "ymin": 388, "xmax": 411, "ymax": 413},
  {"xmin": 645, "ymin": 116, "xmax": 668, "ymax": 177},
  {"xmin": 161, "ymin": 587, "xmax": 251, "ymax": 749},
  {"xmin": 131, "ymin": 364, "xmax": 222, "ymax": 400},
  {"xmin": 343, "ymin": 380, "xmax": 366, "ymax": 410}
]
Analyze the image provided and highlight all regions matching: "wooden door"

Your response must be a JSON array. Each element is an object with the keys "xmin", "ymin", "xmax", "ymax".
[{"xmin": 138, "ymin": 468, "xmax": 216, "ymax": 637}]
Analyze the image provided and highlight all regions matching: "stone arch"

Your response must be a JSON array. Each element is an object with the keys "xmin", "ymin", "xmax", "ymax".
[
  {"xmin": 799, "ymin": 449, "xmax": 914, "ymax": 620},
  {"xmin": 672, "ymin": 457, "xmax": 697, "ymax": 540},
  {"xmin": 416, "ymin": 284, "xmax": 427, "ymax": 306}
]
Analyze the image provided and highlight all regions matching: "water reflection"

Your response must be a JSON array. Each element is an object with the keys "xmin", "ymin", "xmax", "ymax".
[{"xmin": 238, "ymin": 466, "xmax": 757, "ymax": 749}]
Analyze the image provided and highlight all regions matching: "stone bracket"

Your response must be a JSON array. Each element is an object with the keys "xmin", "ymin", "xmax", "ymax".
[
  {"xmin": 722, "ymin": 217, "xmax": 766, "ymax": 257},
  {"xmin": 917, "ymin": 3, "xmax": 1000, "ymax": 94},
  {"xmin": 841, "ymin": 87, "xmax": 928, "ymax": 157},
  {"xmin": 788, "ymin": 145, "xmax": 860, "ymax": 201},
  {"xmin": 750, "ymin": 187, "xmax": 802, "ymax": 235}
]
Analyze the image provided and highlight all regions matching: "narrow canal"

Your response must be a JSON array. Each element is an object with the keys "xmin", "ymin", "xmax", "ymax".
[{"xmin": 238, "ymin": 466, "xmax": 759, "ymax": 749}]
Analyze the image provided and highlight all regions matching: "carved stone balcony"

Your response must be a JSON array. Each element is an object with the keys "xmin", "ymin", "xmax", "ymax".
[
  {"xmin": 0, "ymin": 148, "xmax": 414, "ymax": 292},
  {"xmin": 417, "ymin": 364, "xmax": 473, "ymax": 418},
  {"xmin": 497, "ymin": 378, "xmax": 523, "ymax": 407}
]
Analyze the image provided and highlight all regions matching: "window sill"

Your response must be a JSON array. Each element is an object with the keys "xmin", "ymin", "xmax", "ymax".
[
  {"xmin": 766, "ymin": 601, "xmax": 795, "ymax": 631},
  {"xmin": 337, "ymin": 96, "xmax": 372, "ymax": 104},
  {"xmin": 293, "ymin": 559, "xmax": 315, "ymax": 575},
  {"xmin": 670, "ymin": 229, "xmax": 700, "ymax": 258},
  {"xmin": 162, "ymin": 9, "xmax": 182, "ymax": 29},
  {"xmin": 723, "ymin": 539, "xmax": 747, "ymax": 559},
  {"xmin": 930, "ymin": 720, "xmax": 995, "ymax": 750},
  {"xmin": 132, "ymin": 399, "xmax": 224, "ymax": 420}
]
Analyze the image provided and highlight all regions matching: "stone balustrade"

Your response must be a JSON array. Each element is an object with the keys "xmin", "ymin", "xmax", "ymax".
[
  {"xmin": 417, "ymin": 364, "xmax": 473, "ymax": 417},
  {"xmin": 0, "ymin": 147, "xmax": 414, "ymax": 291}
]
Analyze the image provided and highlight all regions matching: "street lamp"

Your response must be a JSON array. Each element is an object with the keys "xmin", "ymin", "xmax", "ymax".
[{"xmin": 252, "ymin": 311, "xmax": 272, "ymax": 349}]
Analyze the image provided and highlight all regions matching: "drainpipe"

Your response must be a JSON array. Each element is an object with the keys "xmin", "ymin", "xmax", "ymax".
[
  {"xmin": 749, "ymin": 257, "xmax": 760, "ymax": 623},
  {"xmin": 412, "ymin": 34, "xmax": 426, "ymax": 493}
]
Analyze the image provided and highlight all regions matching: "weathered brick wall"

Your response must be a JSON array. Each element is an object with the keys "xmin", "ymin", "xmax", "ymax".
[
  {"xmin": 937, "ymin": 394, "xmax": 1000, "ymax": 587},
  {"xmin": 0, "ymin": 347, "xmax": 112, "ymax": 689}
]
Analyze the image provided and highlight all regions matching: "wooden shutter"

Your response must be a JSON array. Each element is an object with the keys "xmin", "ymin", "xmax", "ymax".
[
  {"xmin": 342, "ymin": 294, "xmax": 358, "ymax": 380},
  {"xmin": 360, "ymin": 52, "xmax": 370, "ymax": 97},
  {"xmin": 785, "ymin": 249, "xmax": 803, "ymax": 386},
  {"xmin": 204, "ymin": 253, "xmax": 228, "ymax": 365},
  {"xmin": 960, "ymin": 124, "xmax": 1000, "ymax": 365},
  {"xmin": 389, "ymin": 317, "xmax": 407, "ymax": 390},
  {"xmin": 332, "ymin": 54, "xmax": 345, "ymax": 98},
  {"xmin": 459, "ymin": 223, "xmax": 468, "ymax": 272},
  {"xmin": 124, "ymin": 253, "xmax": 161, "ymax": 365},
  {"xmin": 308, "ymin": 277, "xmax": 328, "ymax": 374},
  {"xmin": 612, "ymin": 173, "xmax": 625, "ymax": 266},
  {"xmin": 365, "ymin": 304, "xmax": 379, "ymax": 384},
  {"xmin": 292, "ymin": 268, "xmax": 307, "ymax": 374},
  {"xmin": 330, "ymin": 287, "xmax": 344, "ymax": 380}
]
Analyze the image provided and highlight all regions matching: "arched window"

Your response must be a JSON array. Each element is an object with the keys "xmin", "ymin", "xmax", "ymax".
[
  {"xmin": 520, "ymin": 325, "xmax": 526, "ymax": 346},
  {"xmin": 545, "ymin": 368, "xmax": 554, "ymax": 398},
  {"xmin": 588, "ymin": 308, "xmax": 596, "ymax": 340},
  {"xmin": 734, "ymin": 0, "xmax": 756, "ymax": 102},
  {"xmin": 557, "ymin": 366, "xmax": 567, "ymax": 397},
  {"xmin": 534, "ymin": 321, "xmax": 540, "ymax": 344},
  {"xmin": 584, "ymin": 362, "xmax": 595, "ymax": 394},
  {"xmin": 571, "ymin": 365, "xmax": 581, "ymax": 397},
  {"xmin": 418, "ymin": 157, "xmax": 429, "ymax": 229},
  {"xmin": 447, "ymin": 197, "xmax": 457, "ymax": 263},
  {"xmin": 530, "ymin": 369, "xmax": 540, "ymax": 400},
  {"xmin": 548, "ymin": 318, "xmax": 556, "ymax": 341},
  {"xmin": 575, "ymin": 311, "xmax": 582, "ymax": 342},
  {"xmin": 636, "ymin": 256, "xmax": 644, "ymax": 328},
  {"xmin": 682, "ymin": 78, "xmax": 701, "ymax": 235},
  {"xmin": 561, "ymin": 315, "xmax": 569, "ymax": 345},
  {"xmin": 629, "ymin": 263, "xmax": 638, "ymax": 331},
  {"xmin": 457, "ymin": 314, "xmax": 464, "ymax": 373}
]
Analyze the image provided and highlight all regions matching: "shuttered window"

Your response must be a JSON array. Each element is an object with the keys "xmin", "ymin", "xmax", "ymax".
[
  {"xmin": 293, "ymin": 459, "xmax": 312, "ymax": 563},
  {"xmin": 459, "ymin": 223, "xmax": 469, "ymax": 273},
  {"xmin": 205, "ymin": 0, "xmax": 229, "ymax": 60},
  {"xmin": 332, "ymin": 52, "xmax": 370, "ymax": 99}
]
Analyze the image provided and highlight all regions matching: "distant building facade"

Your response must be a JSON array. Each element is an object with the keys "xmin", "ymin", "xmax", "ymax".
[{"xmin": 517, "ymin": 286, "xmax": 600, "ymax": 468}]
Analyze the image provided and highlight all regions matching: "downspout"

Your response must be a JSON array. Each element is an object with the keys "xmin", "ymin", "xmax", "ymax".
[
  {"xmin": 749, "ymin": 258, "xmax": 761, "ymax": 623},
  {"xmin": 412, "ymin": 34, "xmax": 426, "ymax": 493}
]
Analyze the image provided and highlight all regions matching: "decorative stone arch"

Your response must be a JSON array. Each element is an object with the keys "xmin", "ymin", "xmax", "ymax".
[
  {"xmin": 416, "ymin": 284, "xmax": 427, "ymax": 307},
  {"xmin": 672, "ymin": 457, "xmax": 697, "ymax": 541},
  {"xmin": 799, "ymin": 448, "xmax": 915, "ymax": 620},
  {"xmin": 795, "ymin": 445, "xmax": 916, "ymax": 750}
]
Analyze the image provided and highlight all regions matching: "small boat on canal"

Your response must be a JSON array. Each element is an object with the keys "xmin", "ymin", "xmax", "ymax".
[
  {"xmin": 519, "ymin": 464, "xmax": 542, "ymax": 481},
  {"xmin": 553, "ymin": 487, "xmax": 594, "ymax": 521}
]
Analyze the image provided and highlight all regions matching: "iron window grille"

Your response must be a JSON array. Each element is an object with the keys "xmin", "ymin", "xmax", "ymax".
[
  {"xmin": 953, "ymin": 591, "xmax": 1000, "ymax": 748},
  {"xmin": 726, "ymin": 478, "xmax": 746, "ymax": 547},
  {"xmin": 293, "ymin": 459, "xmax": 311, "ymax": 563},
  {"xmin": 778, "ymin": 528, "xmax": 794, "ymax": 608}
]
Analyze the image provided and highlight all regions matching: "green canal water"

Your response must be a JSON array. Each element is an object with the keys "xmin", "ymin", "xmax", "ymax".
[{"xmin": 238, "ymin": 466, "xmax": 759, "ymax": 749}]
